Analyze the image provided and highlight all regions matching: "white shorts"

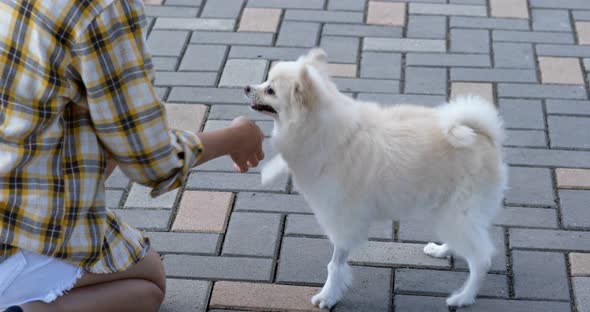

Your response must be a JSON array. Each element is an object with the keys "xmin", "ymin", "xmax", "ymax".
[{"xmin": 0, "ymin": 250, "xmax": 83, "ymax": 309}]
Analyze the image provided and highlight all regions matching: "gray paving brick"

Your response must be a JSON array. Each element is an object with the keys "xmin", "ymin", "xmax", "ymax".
[
  {"xmin": 356, "ymin": 93, "xmax": 446, "ymax": 107},
  {"xmin": 247, "ymin": 0, "xmax": 325, "ymax": 9},
  {"xmin": 532, "ymin": 9, "xmax": 572, "ymax": 32},
  {"xmin": 393, "ymin": 295, "xmax": 447, "ymax": 312},
  {"xmin": 229, "ymin": 46, "xmax": 309, "ymax": 60},
  {"xmin": 155, "ymin": 87, "xmax": 168, "ymax": 101},
  {"xmin": 450, "ymin": 16, "xmax": 530, "ymax": 30},
  {"xmin": 208, "ymin": 104, "xmax": 273, "ymax": 121},
  {"xmin": 327, "ymin": 0, "xmax": 365, "ymax": 11},
  {"xmin": 334, "ymin": 266, "xmax": 392, "ymax": 312},
  {"xmin": 147, "ymin": 232, "xmax": 219, "ymax": 254},
  {"xmin": 364, "ymin": 38, "xmax": 446, "ymax": 52},
  {"xmin": 506, "ymin": 147, "xmax": 590, "ymax": 168},
  {"xmin": 320, "ymin": 36, "xmax": 359, "ymax": 63},
  {"xmin": 394, "ymin": 269, "xmax": 508, "ymax": 298},
  {"xmin": 530, "ymin": 0, "xmax": 590, "ymax": 10},
  {"xmin": 574, "ymin": 10, "xmax": 590, "ymax": 21},
  {"xmin": 219, "ymin": 59, "xmax": 267, "ymax": 87},
  {"xmin": 160, "ymin": 279, "xmax": 209, "ymax": 312},
  {"xmin": 452, "ymin": 68, "xmax": 537, "ymax": 83},
  {"xmin": 510, "ymin": 228, "xmax": 590, "ymax": 251},
  {"xmin": 106, "ymin": 189, "xmax": 123, "ymax": 209},
  {"xmin": 409, "ymin": 3, "xmax": 487, "ymax": 16},
  {"xmin": 105, "ymin": 167, "xmax": 129, "ymax": 189},
  {"xmin": 165, "ymin": 0, "xmax": 202, "ymax": 5},
  {"xmin": 493, "ymin": 30, "xmax": 575, "ymax": 44},
  {"xmin": 585, "ymin": 58, "xmax": 590, "ymax": 71},
  {"xmin": 505, "ymin": 167, "xmax": 555, "ymax": 206},
  {"xmin": 546, "ymin": 99, "xmax": 590, "ymax": 116},
  {"xmin": 164, "ymin": 255, "xmax": 273, "ymax": 281},
  {"xmin": 276, "ymin": 237, "xmax": 331, "ymax": 284},
  {"xmin": 407, "ymin": 15, "xmax": 447, "ymax": 39},
  {"xmin": 455, "ymin": 227, "xmax": 507, "ymax": 272},
  {"xmin": 124, "ymin": 183, "xmax": 178, "ymax": 209},
  {"xmin": 512, "ymin": 250, "xmax": 569, "ymax": 300},
  {"xmin": 179, "ymin": 45, "xmax": 227, "ymax": 71},
  {"xmin": 276, "ymin": 21, "xmax": 320, "ymax": 47},
  {"xmin": 222, "ymin": 212, "xmax": 281, "ymax": 257},
  {"xmin": 234, "ymin": 192, "xmax": 310, "ymax": 214},
  {"xmin": 153, "ymin": 18, "xmax": 235, "ymax": 31},
  {"xmin": 559, "ymin": 190, "xmax": 590, "ymax": 229},
  {"xmin": 200, "ymin": 0, "xmax": 243, "ymax": 18},
  {"xmin": 168, "ymin": 87, "xmax": 245, "ymax": 104},
  {"xmin": 406, "ymin": 53, "xmax": 491, "ymax": 67},
  {"xmin": 285, "ymin": 214, "xmax": 393, "ymax": 240},
  {"xmin": 574, "ymin": 277, "xmax": 590, "ymax": 312},
  {"xmin": 186, "ymin": 172, "xmax": 288, "ymax": 192},
  {"xmin": 360, "ymin": 52, "xmax": 402, "ymax": 79},
  {"xmin": 493, "ymin": 42, "xmax": 535, "ymax": 69},
  {"xmin": 152, "ymin": 57, "xmax": 178, "ymax": 71},
  {"xmin": 284, "ymin": 9, "xmax": 364, "ymax": 23},
  {"xmin": 450, "ymin": 0, "xmax": 486, "ymax": 3},
  {"xmin": 191, "ymin": 31, "xmax": 273, "ymax": 45},
  {"xmin": 332, "ymin": 78, "xmax": 399, "ymax": 93},
  {"xmin": 398, "ymin": 218, "xmax": 438, "ymax": 243},
  {"xmin": 549, "ymin": 116, "xmax": 590, "ymax": 149},
  {"xmin": 451, "ymin": 29, "xmax": 489, "ymax": 53},
  {"xmin": 144, "ymin": 5, "xmax": 199, "ymax": 17},
  {"xmin": 498, "ymin": 83, "xmax": 588, "ymax": 99},
  {"xmin": 505, "ymin": 130, "xmax": 547, "ymax": 147},
  {"xmin": 350, "ymin": 241, "xmax": 450, "ymax": 268},
  {"xmin": 405, "ymin": 67, "xmax": 447, "ymax": 95},
  {"xmin": 461, "ymin": 299, "xmax": 571, "ymax": 312},
  {"xmin": 147, "ymin": 30, "xmax": 189, "ymax": 56},
  {"xmin": 323, "ymin": 23, "xmax": 402, "ymax": 38},
  {"xmin": 154, "ymin": 71, "xmax": 217, "ymax": 86},
  {"xmin": 112, "ymin": 209, "xmax": 170, "ymax": 230},
  {"xmin": 204, "ymin": 120, "xmax": 273, "ymax": 137},
  {"xmin": 537, "ymin": 44, "xmax": 590, "ymax": 57}
]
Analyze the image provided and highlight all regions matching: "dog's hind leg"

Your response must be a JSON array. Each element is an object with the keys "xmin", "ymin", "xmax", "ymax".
[{"xmin": 311, "ymin": 246, "xmax": 352, "ymax": 309}]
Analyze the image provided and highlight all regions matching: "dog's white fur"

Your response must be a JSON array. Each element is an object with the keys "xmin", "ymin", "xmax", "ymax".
[{"xmin": 248, "ymin": 49, "xmax": 508, "ymax": 309}]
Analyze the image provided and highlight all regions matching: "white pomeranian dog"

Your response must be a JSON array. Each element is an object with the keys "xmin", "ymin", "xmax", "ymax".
[{"xmin": 246, "ymin": 48, "xmax": 508, "ymax": 309}]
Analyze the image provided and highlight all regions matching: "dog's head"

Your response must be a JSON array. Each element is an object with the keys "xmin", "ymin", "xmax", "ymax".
[{"xmin": 244, "ymin": 48, "xmax": 331, "ymax": 121}]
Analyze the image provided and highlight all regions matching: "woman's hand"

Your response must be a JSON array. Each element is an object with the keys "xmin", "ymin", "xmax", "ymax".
[{"xmin": 229, "ymin": 117, "xmax": 265, "ymax": 172}]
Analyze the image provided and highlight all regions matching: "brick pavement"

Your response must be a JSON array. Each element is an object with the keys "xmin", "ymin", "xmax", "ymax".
[{"xmin": 106, "ymin": 0, "xmax": 590, "ymax": 310}]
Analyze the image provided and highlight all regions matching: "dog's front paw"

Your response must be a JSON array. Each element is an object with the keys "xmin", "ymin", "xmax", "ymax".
[
  {"xmin": 446, "ymin": 292, "xmax": 476, "ymax": 307},
  {"xmin": 423, "ymin": 242, "xmax": 451, "ymax": 258},
  {"xmin": 311, "ymin": 291, "xmax": 341, "ymax": 310}
]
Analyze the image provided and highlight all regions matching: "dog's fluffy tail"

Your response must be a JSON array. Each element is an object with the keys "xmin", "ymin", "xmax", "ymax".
[{"xmin": 437, "ymin": 96, "xmax": 504, "ymax": 148}]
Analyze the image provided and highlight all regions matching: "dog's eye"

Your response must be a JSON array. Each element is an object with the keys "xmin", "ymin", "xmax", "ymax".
[{"xmin": 266, "ymin": 87, "xmax": 275, "ymax": 96}]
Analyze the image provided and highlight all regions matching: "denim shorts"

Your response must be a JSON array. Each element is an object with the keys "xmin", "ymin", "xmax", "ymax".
[{"xmin": 0, "ymin": 250, "xmax": 83, "ymax": 309}]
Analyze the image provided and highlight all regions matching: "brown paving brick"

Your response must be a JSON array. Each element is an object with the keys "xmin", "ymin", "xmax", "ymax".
[
  {"xmin": 238, "ymin": 8, "xmax": 281, "ymax": 32},
  {"xmin": 164, "ymin": 103, "xmax": 208, "ymax": 133},
  {"xmin": 172, "ymin": 191, "xmax": 233, "ymax": 233},
  {"xmin": 570, "ymin": 253, "xmax": 590, "ymax": 276},
  {"xmin": 210, "ymin": 281, "xmax": 322, "ymax": 311},
  {"xmin": 451, "ymin": 82, "xmax": 494, "ymax": 105},
  {"xmin": 490, "ymin": 0, "xmax": 529, "ymax": 19},
  {"xmin": 367, "ymin": 2, "xmax": 406, "ymax": 27},
  {"xmin": 557, "ymin": 169, "xmax": 590, "ymax": 189},
  {"xmin": 539, "ymin": 57, "xmax": 584, "ymax": 85},
  {"xmin": 271, "ymin": 61, "xmax": 356, "ymax": 78},
  {"xmin": 576, "ymin": 22, "xmax": 590, "ymax": 45}
]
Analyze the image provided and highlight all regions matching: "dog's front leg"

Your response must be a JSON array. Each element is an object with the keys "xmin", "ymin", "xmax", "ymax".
[{"xmin": 311, "ymin": 246, "xmax": 352, "ymax": 309}]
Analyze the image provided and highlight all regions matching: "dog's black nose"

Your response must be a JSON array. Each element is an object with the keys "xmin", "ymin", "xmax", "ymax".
[{"xmin": 244, "ymin": 85, "xmax": 251, "ymax": 94}]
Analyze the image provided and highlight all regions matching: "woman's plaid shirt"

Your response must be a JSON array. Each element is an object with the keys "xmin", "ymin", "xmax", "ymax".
[{"xmin": 0, "ymin": 0, "xmax": 202, "ymax": 273}]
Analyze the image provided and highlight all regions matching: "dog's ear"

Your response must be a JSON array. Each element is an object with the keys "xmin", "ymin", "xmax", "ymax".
[
  {"xmin": 298, "ymin": 48, "xmax": 328, "ymax": 66},
  {"xmin": 291, "ymin": 65, "xmax": 318, "ymax": 109}
]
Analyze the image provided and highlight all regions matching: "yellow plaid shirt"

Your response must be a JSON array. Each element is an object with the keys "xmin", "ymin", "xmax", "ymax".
[{"xmin": 0, "ymin": 0, "xmax": 202, "ymax": 273}]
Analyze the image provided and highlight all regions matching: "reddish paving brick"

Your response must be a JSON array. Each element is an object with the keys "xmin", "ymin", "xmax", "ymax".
[
  {"xmin": 539, "ymin": 57, "xmax": 584, "ymax": 85},
  {"xmin": 367, "ymin": 2, "xmax": 406, "ymax": 27},
  {"xmin": 165, "ymin": 103, "xmax": 208, "ymax": 133},
  {"xmin": 451, "ymin": 82, "xmax": 494, "ymax": 105},
  {"xmin": 271, "ymin": 61, "xmax": 356, "ymax": 77},
  {"xmin": 238, "ymin": 8, "xmax": 282, "ymax": 32},
  {"xmin": 571, "ymin": 253, "xmax": 590, "ymax": 276},
  {"xmin": 557, "ymin": 169, "xmax": 590, "ymax": 189},
  {"xmin": 210, "ymin": 281, "xmax": 322, "ymax": 311},
  {"xmin": 172, "ymin": 191, "xmax": 234, "ymax": 233},
  {"xmin": 490, "ymin": 0, "xmax": 529, "ymax": 19},
  {"xmin": 576, "ymin": 22, "xmax": 590, "ymax": 45}
]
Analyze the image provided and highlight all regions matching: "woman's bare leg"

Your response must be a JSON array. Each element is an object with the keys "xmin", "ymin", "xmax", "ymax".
[{"xmin": 20, "ymin": 248, "xmax": 166, "ymax": 312}]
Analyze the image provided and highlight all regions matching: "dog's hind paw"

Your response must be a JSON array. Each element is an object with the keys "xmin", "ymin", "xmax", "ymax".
[
  {"xmin": 311, "ymin": 292, "xmax": 340, "ymax": 310},
  {"xmin": 446, "ymin": 292, "xmax": 476, "ymax": 307}
]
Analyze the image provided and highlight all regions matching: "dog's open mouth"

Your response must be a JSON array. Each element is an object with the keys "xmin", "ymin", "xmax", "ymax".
[{"xmin": 250, "ymin": 103, "xmax": 277, "ymax": 114}]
